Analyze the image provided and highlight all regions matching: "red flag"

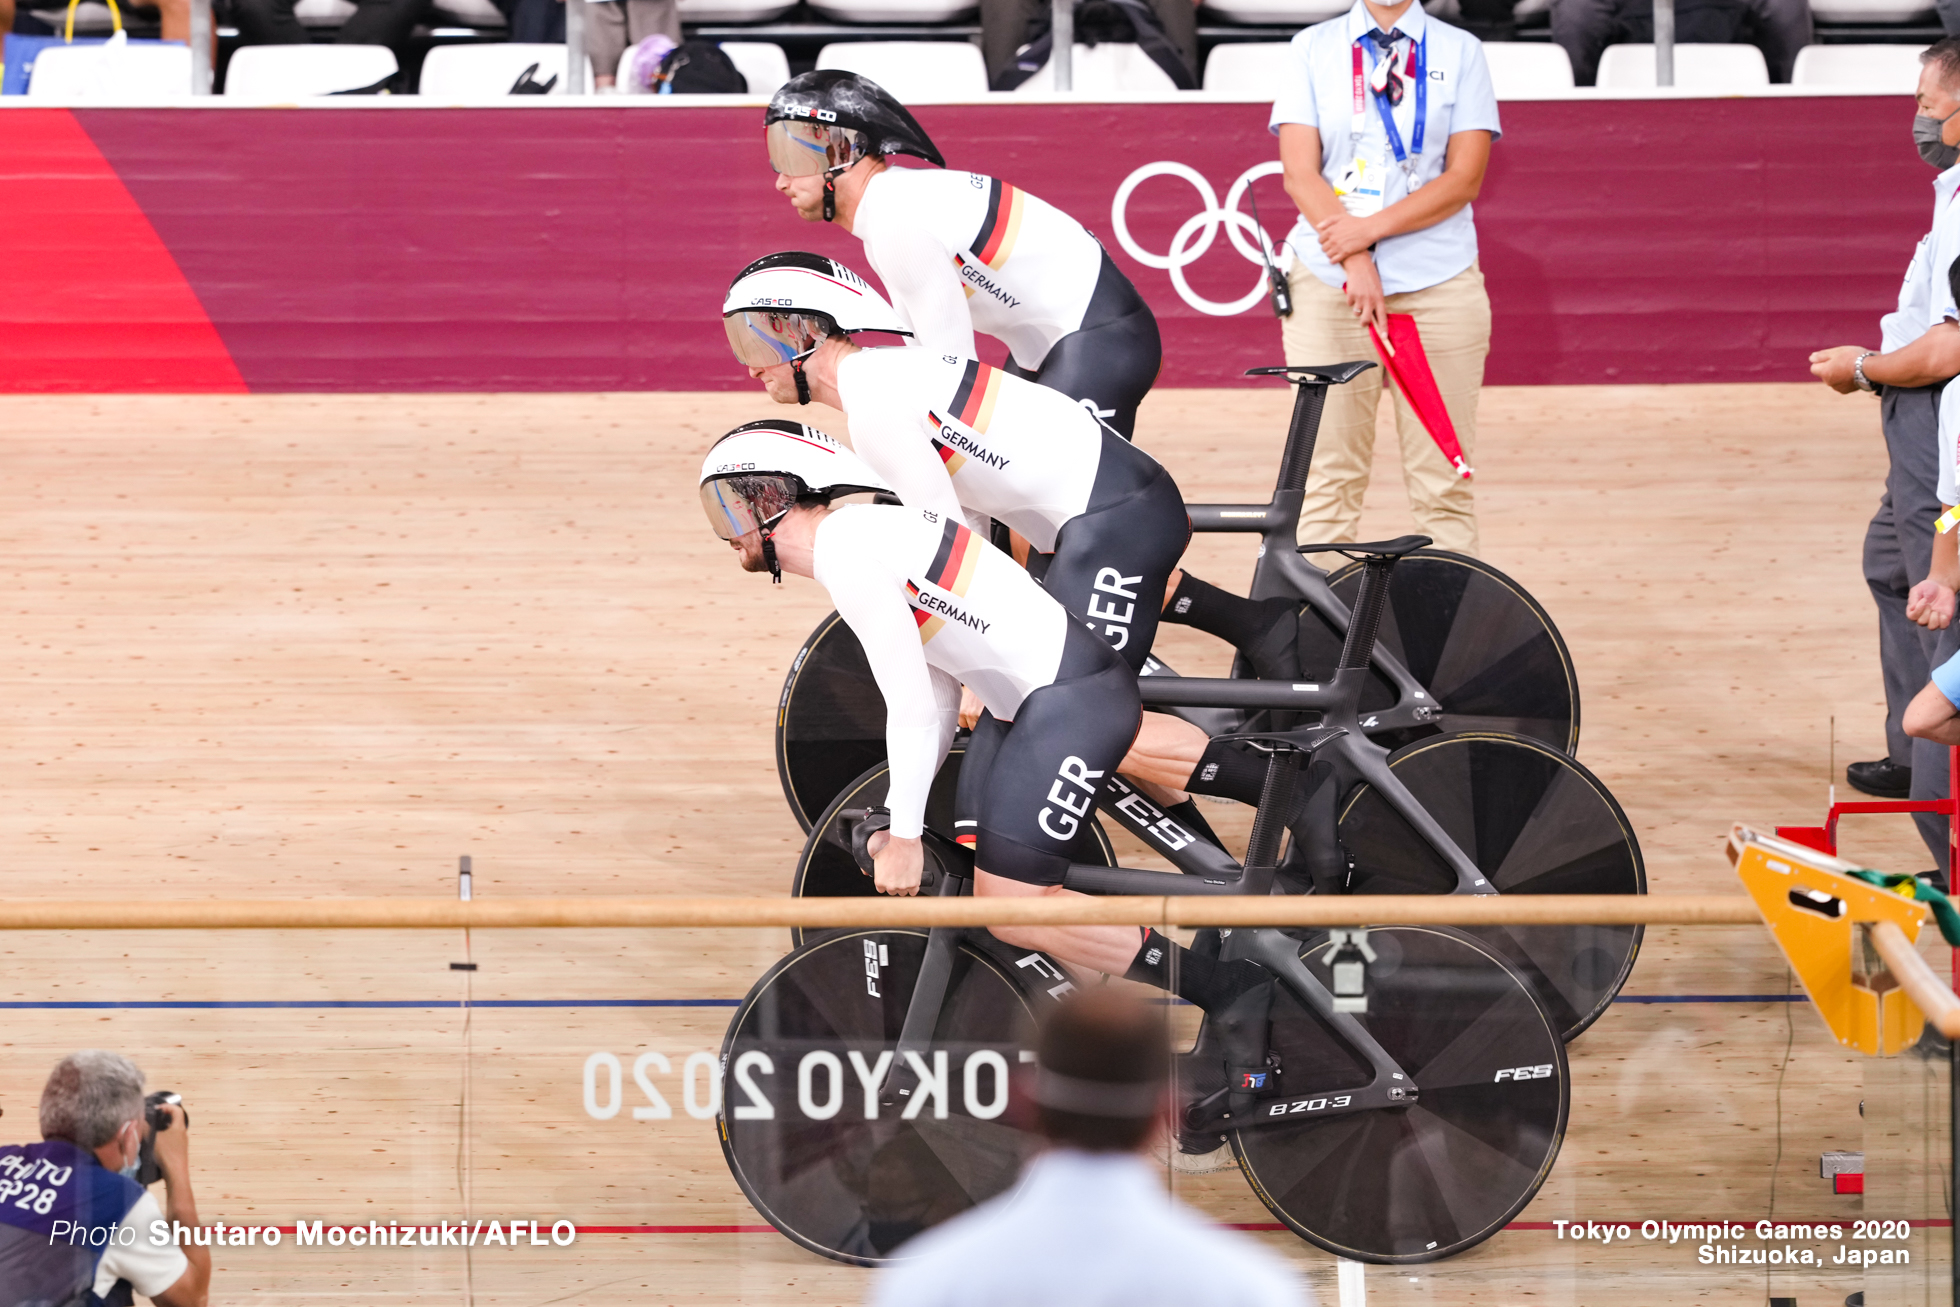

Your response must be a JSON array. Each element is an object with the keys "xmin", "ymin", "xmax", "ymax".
[{"xmin": 1365, "ymin": 313, "xmax": 1472, "ymax": 480}]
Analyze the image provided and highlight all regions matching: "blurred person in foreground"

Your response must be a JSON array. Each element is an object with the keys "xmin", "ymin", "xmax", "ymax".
[
  {"xmin": 0, "ymin": 1051, "xmax": 207, "ymax": 1307},
  {"xmin": 868, "ymin": 990, "xmax": 1312, "ymax": 1307}
]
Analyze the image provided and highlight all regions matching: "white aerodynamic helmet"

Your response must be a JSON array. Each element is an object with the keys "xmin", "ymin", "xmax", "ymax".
[
  {"xmin": 699, "ymin": 419, "xmax": 892, "ymax": 581},
  {"xmin": 723, "ymin": 252, "xmax": 910, "ymax": 402}
]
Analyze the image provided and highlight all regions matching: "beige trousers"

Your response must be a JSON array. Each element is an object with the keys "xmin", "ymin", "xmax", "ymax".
[{"xmin": 1279, "ymin": 262, "xmax": 1492, "ymax": 557}]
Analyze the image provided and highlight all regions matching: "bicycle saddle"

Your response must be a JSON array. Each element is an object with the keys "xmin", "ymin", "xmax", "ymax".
[
  {"xmin": 1244, "ymin": 362, "xmax": 1376, "ymax": 386},
  {"xmin": 1297, "ymin": 534, "xmax": 1432, "ymax": 560}
]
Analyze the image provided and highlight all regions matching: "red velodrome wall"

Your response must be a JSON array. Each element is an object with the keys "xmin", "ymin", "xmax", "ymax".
[{"xmin": 0, "ymin": 96, "xmax": 1928, "ymax": 393}]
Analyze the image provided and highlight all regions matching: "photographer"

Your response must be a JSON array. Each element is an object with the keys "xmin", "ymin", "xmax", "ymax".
[{"xmin": 0, "ymin": 1051, "xmax": 207, "ymax": 1307}]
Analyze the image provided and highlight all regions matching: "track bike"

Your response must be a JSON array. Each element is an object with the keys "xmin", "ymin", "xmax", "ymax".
[
  {"xmin": 787, "ymin": 537, "xmax": 1644, "ymax": 1044},
  {"xmin": 719, "ymin": 646, "xmax": 1573, "ymax": 1265},
  {"xmin": 773, "ymin": 362, "xmax": 1580, "ymax": 833}
]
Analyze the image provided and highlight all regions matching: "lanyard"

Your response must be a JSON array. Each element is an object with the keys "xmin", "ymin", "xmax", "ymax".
[{"xmin": 1349, "ymin": 31, "xmax": 1426, "ymax": 168}]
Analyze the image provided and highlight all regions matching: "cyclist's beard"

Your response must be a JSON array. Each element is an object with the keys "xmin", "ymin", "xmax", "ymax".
[{"xmin": 734, "ymin": 532, "xmax": 771, "ymax": 574}]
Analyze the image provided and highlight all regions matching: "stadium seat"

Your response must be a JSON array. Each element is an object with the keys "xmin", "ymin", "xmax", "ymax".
[
  {"xmin": 1010, "ymin": 41, "xmax": 1180, "ymax": 92},
  {"xmin": 25, "ymin": 35, "xmax": 191, "ymax": 99},
  {"xmin": 815, "ymin": 41, "xmax": 988, "ymax": 100},
  {"xmin": 1201, "ymin": 41, "xmax": 1291, "ymax": 95},
  {"xmin": 1790, "ymin": 43, "xmax": 1924, "ymax": 90},
  {"xmin": 718, "ymin": 41, "xmax": 791, "ymax": 96},
  {"xmin": 1810, "ymin": 0, "xmax": 1934, "ymax": 20},
  {"xmin": 223, "ymin": 43, "xmax": 398, "ymax": 97},
  {"xmin": 678, "ymin": 0, "xmax": 798, "ymax": 22},
  {"xmin": 1480, "ymin": 39, "xmax": 1573, "ymax": 94},
  {"xmin": 291, "ymin": 0, "xmax": 357, "ymax": 25},
  {"xmin": 809, "ymin": 0, "xmax": 976, "ymax": 20},
  {"xmin": 1198, "ymin": 0, "xmax": 1345, "ymax": 26},
  {"xmin": 430, "ymin": 0, "xmax": 509, "ymax": 23},
  {"xmin": 419, "ymin": 42, "xmax": 589, "ymax": 98},
  {"xmin": 26, "ymin": 1, "xmax": 117, "ymax": 30},
  {"xmin": 1594, "ymin": 41, "xmax": 1769, "ymax": 90}
]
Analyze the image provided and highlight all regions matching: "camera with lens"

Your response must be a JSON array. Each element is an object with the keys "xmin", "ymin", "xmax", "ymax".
[{"xmin": 135, "ymin": 1090, "xmax": 187, "ymax": 1187}]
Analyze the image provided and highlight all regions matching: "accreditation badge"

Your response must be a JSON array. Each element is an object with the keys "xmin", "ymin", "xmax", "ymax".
[{"xmin": 1334, "ymin": 154, "xmax": 1386, "ymax": 217}]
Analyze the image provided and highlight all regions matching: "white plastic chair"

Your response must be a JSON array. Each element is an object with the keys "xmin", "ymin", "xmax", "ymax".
[
  {"xmin": 1810, "ymin": 0, "xmax": 1935, "ymax": 21},
  {"xmin": 26, "ymin": 35, "xmax": 192, "ymax": 99},
  {"xmin": 1594, "ymin": 41, "xmax": 1770, "ymax": 90},
  {"xmin": 1480, "ymin": 39, "xmax": 1574, "ymax": 94},
  {"xmin": 1198, "ymin": 0, "xmax": 1345, "ymax": 25},
  {"xmin": 809, "ymin": 0, "xmax": 976, "ymax": 21},
  {"xmin": 677, "ymin": 0, "xmax": 797, "ymax": 22},
  {"xmin": 1790, "ymin": 43, "xmax": 1924, "ymax": 91},
  {"xmin": 418, "ymin": 42, "xmax": 585, "ymax": 98},
  {"xmin": 1200, "ymin": 41, "xmax": 1292, "ymax": 96},
  {"xmin": 222, "ymin": 43, "xmax": 398, "ymax": 97},
  {"xmin": 291, "ymin": 0, "xmax": 357, "ymax": 26},
  {"xmin": 815, "ymin": 41, "xmax": 988, "ymax": 101},
  {"xmin": 429, "ymin": 0, "xmax": 508, "ymax": 23},
  {"xmin": 719, "ymin": 41, "xmax": 791, "ymax": 96},
  {"xmin": 1011, "ymin": 42, "xmax": 1181, "ymax": 93}
]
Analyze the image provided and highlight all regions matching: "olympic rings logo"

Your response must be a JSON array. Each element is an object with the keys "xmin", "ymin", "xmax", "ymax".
[{"xmin": 1110, "ymin": 161, "xmax": 1289, "ymax": 318}]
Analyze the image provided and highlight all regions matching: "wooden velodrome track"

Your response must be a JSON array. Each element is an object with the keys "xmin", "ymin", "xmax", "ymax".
[{"xmin": 0, "ymin": 382, "xmax": 1946, "ymax": 1304}]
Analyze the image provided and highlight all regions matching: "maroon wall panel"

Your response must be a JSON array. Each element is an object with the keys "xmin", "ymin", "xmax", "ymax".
[{"xmin": 42, "ymin": 97, "xmax": 1930, "ymax": 392}]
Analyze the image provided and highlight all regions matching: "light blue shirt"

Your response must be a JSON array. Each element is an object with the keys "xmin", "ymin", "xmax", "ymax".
[
  {"xmin": 869, "ymin": 1150, "xmax": 1313, "ymax": 1307},
  {"xmin": 1268, "ymin": 1, "xmax": 1501, "ymax": 296},
  {"xmin": 1879, "ymin": 161, "xmax": 1960, "ymax": 355}
]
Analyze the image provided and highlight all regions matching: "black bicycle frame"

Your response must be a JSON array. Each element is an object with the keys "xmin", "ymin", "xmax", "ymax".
[{"xmin": 1157, "ymin": 363, "xmax": 1443, "ymax": 739}]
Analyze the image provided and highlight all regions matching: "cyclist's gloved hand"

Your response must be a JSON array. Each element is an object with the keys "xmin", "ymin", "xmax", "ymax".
[{"xmin": 867, "ymin": 830, "xmax": 925, "ymax": 897}]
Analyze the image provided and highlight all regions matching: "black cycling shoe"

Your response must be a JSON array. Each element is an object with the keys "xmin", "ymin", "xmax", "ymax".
[{"xmin": 1847, "ymin": 759, "xmax": 1911, "ymax": 799}]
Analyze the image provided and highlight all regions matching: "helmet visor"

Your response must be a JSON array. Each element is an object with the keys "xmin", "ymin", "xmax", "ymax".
[
  {"xmin": 766, "ymin": 119, "xmax": 869, "ymax": 177},
  {"xmin": 724, "ymin": 310, "xmax": 827, "ymax": 368},
  {"xmin": 700, "ymin": 473, "xmax": 804, "ymax": 540}
]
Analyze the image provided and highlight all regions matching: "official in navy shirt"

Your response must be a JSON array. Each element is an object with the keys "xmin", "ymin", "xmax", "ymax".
[{"xmin": 0, "ymin": 1051, "xmax": 207, "ymax": 1307}]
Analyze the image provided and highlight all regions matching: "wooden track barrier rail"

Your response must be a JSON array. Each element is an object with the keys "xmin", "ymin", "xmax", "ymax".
[{"xmin": 0, "ymin": 894, "xmax": 1756, "ymax": 931}]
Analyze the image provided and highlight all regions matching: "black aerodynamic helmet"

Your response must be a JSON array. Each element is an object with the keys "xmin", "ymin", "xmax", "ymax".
[{"xmin": 764, "ymin": 70, "xmax": 946, "ymax": 185}]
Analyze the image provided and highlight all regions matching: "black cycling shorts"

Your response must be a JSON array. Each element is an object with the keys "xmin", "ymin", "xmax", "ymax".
[
  {"xmin": 1003, "ymin": 248, "xmax": 1162, "ymax": 442},
  {"xmin": 1042, "ymin": 433, "xmax": 1189, "ymax": 673},
  {"xmin": 955, "ymin": 621, "xmax": 1142, "ymax": 886}
]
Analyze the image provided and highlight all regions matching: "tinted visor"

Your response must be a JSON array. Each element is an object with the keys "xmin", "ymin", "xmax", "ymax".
[
  {"xmin": 766, "ymin": 119, "xmax": 869, "ymax": 177},
  {"xmin": 700, "ymin": 473, "xmax": 803, "ymax": 540},
  {"xmin": 724, "ymin": 310, "xmax": 826, "ymax": 368}
]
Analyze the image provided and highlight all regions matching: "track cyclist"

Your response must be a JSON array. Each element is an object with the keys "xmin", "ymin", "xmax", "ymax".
[
  {"xmin": 722, "ymin": 251, "xmax": 1314, "ymax": 690},
  {"xmin": 697, "ymin": 422, "xmax": 1293, "ymax": 1043},
  {"xmin": 761, "ymin": 70, "xmax": 1161, "ymax": 441}
]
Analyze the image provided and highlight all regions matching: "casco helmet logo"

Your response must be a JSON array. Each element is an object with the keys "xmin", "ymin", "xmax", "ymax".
[
  {"xmin": 748, "ymin": 297, "xmax": 794, "ymax": 307},
  {"xmin": 786, "ymin": 107, "xmax": 838, "ymax": 123},
  {"xmin": 714, "ymin": 462, "xmax": 759, "ymax": 473}
]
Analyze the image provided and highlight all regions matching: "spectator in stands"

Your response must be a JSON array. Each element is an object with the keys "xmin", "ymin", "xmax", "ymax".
[
  {"xmin": 583, "ymin": 0, "xmax": 679, "ymax": 90},
  {"xmin": 867, "ymin": 989, "xmax": 1311, "ymax": 1307},
  {"xmin": 1551, "ymin": 0, "xmax": 1811, "ymax": 84},
  {"xmin": 4, "ymin": 0, "xmax": 192, "ymax": 44},
  {"xmin": 1808, "ymin": 38, "xmax": 1960, "ymax": 877},
  {"xmin": 982, "ymin": 0, "xmax": 1198, "ymax": 88},
  {"xmin": 1271, "ymin": 0, "xmax": 1498, "ymax": 556},
  {"xmin": 229, "ymin": 0, "xmax": 431, "ymax": 63}
]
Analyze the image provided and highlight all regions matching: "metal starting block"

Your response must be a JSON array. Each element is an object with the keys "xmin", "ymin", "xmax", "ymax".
[{"xmin": 1729, "ymin": 823, "xmax": 1932, "ymax": 1056}]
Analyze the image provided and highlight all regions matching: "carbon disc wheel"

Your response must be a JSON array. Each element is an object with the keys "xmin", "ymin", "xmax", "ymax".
[
  {"xmin": 719, "ymin": 928, "xmax": 1057, "ymax": 1266},
  {"xmin": 776, "ymin": 613, "xmax": 892, "ymax": 833},
  {"xmin": 1297, "ymin": 550, "xmax": 1578, "ymax": 755},
  {"xmin": 1231, "ymin": 925, "xmax": 1568, "ymax": 1263},
  {"xmin": 791, "ymin": 753, "xmax": 1116, "ymax": 948},
  {"xmin": 1336, "ymin": 732, "xmax": 1644, "ymax": 1041}
]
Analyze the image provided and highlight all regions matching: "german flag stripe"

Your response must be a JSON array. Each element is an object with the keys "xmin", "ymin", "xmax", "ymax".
[
  {"xmin": 949, "ymin": 361, "xmax": 1003, "ymax": 434},
  {"xmin": 925, "ymin": 518, "xmax": 982, "ymax": 598},
  {"xmin": 971, "ymin": 179, "xmax": 1025, "ymax": 270},
  {"xmin": 915, "ymin": 610, "xmax": 946, "ymax": 643},
  {"xmin": 931, "ymin": 438, "xmax": 967, "ymax": 475}
]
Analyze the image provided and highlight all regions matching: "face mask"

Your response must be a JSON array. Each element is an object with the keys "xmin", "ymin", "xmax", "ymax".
[
  {"xmin": 118, "ymin": 1158, "xmax": 141, "ymax": 1179},
  {"xmin": 1916, "ymin": 110, "xmax": 1960, "ymax": 170}
]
